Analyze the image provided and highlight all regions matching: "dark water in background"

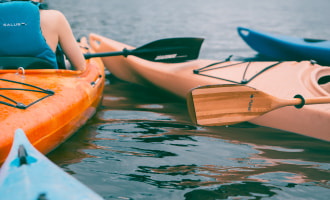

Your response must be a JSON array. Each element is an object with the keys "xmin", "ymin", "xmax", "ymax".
[{"xmin": 45, "ymin": 0, "xmax": 330, "ymax": 199}]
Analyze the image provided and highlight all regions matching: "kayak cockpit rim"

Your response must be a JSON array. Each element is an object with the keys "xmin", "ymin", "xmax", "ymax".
[
  {"xmin": 0, "ymin": 60, "xmax": 92, "ymax": 76},
  {"xmin": 311, "ymin": 68, "xmax": 330, "ymax": 95},
  {"xmin": 0, "ymin": 56, "xmax": 94, "ymax": 75}
]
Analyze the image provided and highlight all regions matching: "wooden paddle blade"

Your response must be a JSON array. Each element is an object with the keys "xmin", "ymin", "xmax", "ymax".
[
  {"xmin": 187, "ymin": 84, "xmax": 286, "ymax": 126},
  {"xmin": 133, "ymin": 37, "xmax": 204, "ymax": 63}
]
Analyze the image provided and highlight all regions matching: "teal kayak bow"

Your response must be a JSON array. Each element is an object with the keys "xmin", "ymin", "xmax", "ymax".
[{"xmin": 0, "ymin": 129, "xmax": 104, "ymax": 200}]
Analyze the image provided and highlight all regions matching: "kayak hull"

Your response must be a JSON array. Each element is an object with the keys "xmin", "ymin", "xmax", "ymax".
[
  {"xmin": 237, "ymin": 26, "xmax": 330, "ymax": 66},
  {"xmin": 89, "ymin": 33, "xmax": 330, "ymax": 141},
  {"xmin": 0, "ymin": 38, "xmax": 105, "ymax": 164},
  {"xmin": 0, "ymin": 129, "xmax": 103, "ymax": 199}
]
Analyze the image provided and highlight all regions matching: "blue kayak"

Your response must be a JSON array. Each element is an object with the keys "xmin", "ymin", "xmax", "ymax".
[
  {"xmin": 0, "ymin": 129, "xmax": 104, "ymax": 200},
  {"xmin": 237, "ymin": 26, "xmax": 330, "ymax": 66}
]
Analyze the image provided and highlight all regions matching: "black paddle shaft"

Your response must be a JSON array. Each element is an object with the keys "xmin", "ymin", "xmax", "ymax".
[{"xmin": 84, "ymin": 37, "xmax": 204, "ymax": 63}]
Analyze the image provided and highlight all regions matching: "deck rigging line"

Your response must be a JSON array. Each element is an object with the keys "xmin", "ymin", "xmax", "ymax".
[
  {"xmin": 0, "ymin": 78, "xmax": 55, "ymax": 109},
  {"xmin": 193, "ymin": 55, "xmax": 282, "ymax": 84}
]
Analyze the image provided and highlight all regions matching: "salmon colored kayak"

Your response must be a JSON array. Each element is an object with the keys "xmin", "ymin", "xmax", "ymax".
[
  {"xmin": 89, "ymin": 33, "xmax": 330, "ymax": 141},
  {"xmin": 0, "ymin": 37, "xmax": 105, "ymax": 164}
]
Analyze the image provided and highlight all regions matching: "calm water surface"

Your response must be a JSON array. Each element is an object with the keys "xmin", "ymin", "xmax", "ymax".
[{"xmin": 46, "ymin": 0, "xmax": 330, "ymax": 199}]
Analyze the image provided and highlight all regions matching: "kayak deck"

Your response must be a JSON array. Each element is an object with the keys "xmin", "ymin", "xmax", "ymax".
[
  {"xmin": 237, "ymin": 26, "xmax": 330, "ymax": 66},
  {"xmin": 0, "ymin": 38, "xmax": 105, "ymax": 164},
  {"xmin": 89, "ymin": 33, "xmax": 330, "ymax": 141},
  {"xmin": 0, "ymin": 129, "xmax": 103, "ymax": 199}
]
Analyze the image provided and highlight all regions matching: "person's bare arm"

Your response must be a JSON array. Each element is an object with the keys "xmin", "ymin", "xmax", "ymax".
[{"xmin": 56, "ymin": 11, "xmax": 86, "ymax": 71}]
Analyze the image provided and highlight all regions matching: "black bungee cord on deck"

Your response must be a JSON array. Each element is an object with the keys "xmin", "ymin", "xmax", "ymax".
[
  {"xmin": 0, "ymin": 78, "xmax": 55, "ymax": 109},
  {"xmin": 193, "ymin": 55, "xmax": 282, "ymax": 84}
]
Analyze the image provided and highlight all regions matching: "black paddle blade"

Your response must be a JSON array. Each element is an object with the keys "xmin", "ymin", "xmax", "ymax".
[
  {"xmin": 84, "ymin": 37, "xmax": 204, "ymax": 63},
  {"xmin": 132, "ymin": 37, "xmax": 204, "ymax": 63}
]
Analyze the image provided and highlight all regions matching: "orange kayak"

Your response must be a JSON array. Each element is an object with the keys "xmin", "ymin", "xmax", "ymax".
[
  {"xmin": 89, "ymin": 33, "xmax": 330, "ymax": 141},
  {"xmin": 0, "ymin": 38, "xmax": 105, "ymax": 164}
]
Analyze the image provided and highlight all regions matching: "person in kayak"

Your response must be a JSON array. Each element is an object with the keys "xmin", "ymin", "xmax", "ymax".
[{"xmin": 0, "ymin": 0, "xmax": 85, "ymax": 70}]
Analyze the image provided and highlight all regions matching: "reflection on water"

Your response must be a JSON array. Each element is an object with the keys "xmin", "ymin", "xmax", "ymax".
[
  {"xmin": 44, "ymin": 0, "xmax": 330, "ymax": 199},
  {"xmin": 47, "ymin": 75, "xmax": 330, "ymax": 200},
  {"xmin": 184, "ymin": 182, "xmax": 278, "ymax": 199},
  {"xmin": 98, "ymin": 110, "xmax": 174, "ymax": 121}
]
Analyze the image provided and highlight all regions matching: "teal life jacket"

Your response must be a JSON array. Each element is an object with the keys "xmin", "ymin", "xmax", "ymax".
[{"xmin": 0, "ymin": 1, "xmax": 58, "ymax": 69}]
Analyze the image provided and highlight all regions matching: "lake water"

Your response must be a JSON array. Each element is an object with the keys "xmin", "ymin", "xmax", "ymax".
[{"xmin": 46, "ymin": 0, "xmax": 330, "ymax": 199}]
